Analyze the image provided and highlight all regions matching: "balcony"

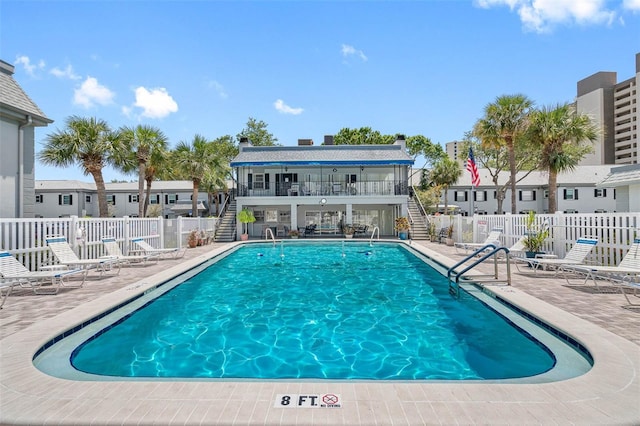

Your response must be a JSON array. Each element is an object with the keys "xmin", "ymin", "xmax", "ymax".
[{"xmin": 237, "ymin": 179, "xmax": 409, "ymax": 197}]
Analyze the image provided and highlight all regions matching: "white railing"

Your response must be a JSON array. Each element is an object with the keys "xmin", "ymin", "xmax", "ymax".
[
  {"xmin": 426, "ymin": 212, "xmax": 640, "ymax": 266},
  {"xmin": 0, "ymin": 215, "xmax": 220, "ymax": 271}
]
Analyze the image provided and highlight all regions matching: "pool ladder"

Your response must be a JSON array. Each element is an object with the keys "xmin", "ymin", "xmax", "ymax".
[
  {"xmin": 446, "ymin": 244, "xmax": 512, "ymax": 298},
  {"xmin": 264, "ymin": 228, "xmax": 276, "ymax": 246},
  {"xmin": 369, "ymin": 226, "xmax": 380, "ymax": 246}
]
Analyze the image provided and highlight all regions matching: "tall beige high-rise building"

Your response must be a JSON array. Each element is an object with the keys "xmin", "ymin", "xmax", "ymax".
[{"xmin": 576, "ymin": 53, "xmax": 638, "ymax": 165}]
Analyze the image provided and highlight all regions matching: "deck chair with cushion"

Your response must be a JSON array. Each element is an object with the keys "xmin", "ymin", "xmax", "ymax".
[
  {"xmin": 0, "ymin": 251, "xmax": 87, "ymax": 295},
  {"xmin": 102, "ymin": 238, "xmax": 160, "ymax": 266},
  {"xmin": 516, "ymin": 238, "xmax": 599, "ymax": 275},
  {"xmin": 560, "ymin": 239, "xmax": 640, "ymax": 302},
  {"xmin": 454, "ymin": 227, "xmax": 503, "ymax": 254},
  {"xmin": 46, "ymin": 236, "xmax": 120, "ymax": 276},
  {"xmin": 130, "ymin": 238, "xmax": 186, "ymax": 259}
]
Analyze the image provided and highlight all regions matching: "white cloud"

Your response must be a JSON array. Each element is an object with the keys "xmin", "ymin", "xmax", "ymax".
[
  {"xmin": 132, "ymin": 86, "xmax": 178, "ymax": 119},
  {"xmin": 623, "ymin": 0, "xmax": 640, "ymax": 11},
  {"xmin": 475, "ymin": 0, "xmax": 617, "ymax": 32},
  {"xmin": 14, "ymin": 55, "xmax": 45, "ymax": 77},
  {"xmin": 50, "ymin": 64, "xmax": 81, "ymax": 80},
  {"xmin": 341, "ymin": 44, "xmax": 368, "ymax": 61},
  {"xmin": 274, "ymin": 99, "xmax": 304, "ymax": 115},
  {"xmin": 207, "ymin": 80, "xmax": 228, "ymax": 99},
  {"xmin": 73, "ymin": 76, "xmax": 114, "ymax": 108}
]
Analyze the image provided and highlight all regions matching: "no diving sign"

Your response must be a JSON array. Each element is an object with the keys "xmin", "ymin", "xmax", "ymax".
[{"xmin": 274, "ymin": 393, "xmax": 342, "ymax": 408}]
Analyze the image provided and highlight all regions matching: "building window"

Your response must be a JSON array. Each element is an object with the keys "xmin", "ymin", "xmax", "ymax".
[
  {"xmin": 129, "ymin": 194, "xmax": 139, "ymax": 203},
  {"xmin": 564, "ymin": 209, "xmax": 577, "ymax": 213},
  {"xmin": 35, "ymin": 194, "xmax": 43, "ymax": 203},
  {"xmin": 85, "ymin": 195, "xmax": 92, "ymax": 203},
  {"xmin": 454, "ymin": 191, "xmax": 467, "ymax": 202},
  {"xmin": 165, "ymin": 194, "xmax": 178, "ymax": 204},
  {"xmin": 544, "ymin": 190, "xmax": 549, "ymax": 199},
  {"xmin": 253, "ymin": 174, "xmax": 265, "ymax": 190},
  {"xmin": 58, "ymin": 194, "xmax": 73, "ymax": 205},
  {"xmin": 474, "ymin": 191, "xmax": 487, "ymax": 202},
  {"xmin": 594, "ymin": 188, "xmax": 607, "ymax": 198},
  {"xmin": 563, "ymin": 189, "xmax": 578, "ymax": 200},
  {"xmin": 106, "ymin": 195, "xmax": 116, "ymax": 205},
  {"xmin": 150, "ymin": 194, "xmax": 160, "ymax": 204},
  {"xmin": 519, "ymin": 190, "xmax": 536, "ymax": 202}
]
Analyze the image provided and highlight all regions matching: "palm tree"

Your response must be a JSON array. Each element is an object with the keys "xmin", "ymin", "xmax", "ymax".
[
  {"xmin": 38, "ymin": 116, "xmax": 120, "ymax": 217},
  {"xmin": 143, "ymin": 146, "xmax": 171, "ymax": 217},
  {"xmin": 476, "ymin": 94, "xmax": 534, "ymax": 214},
  {"xmin": 117, "ymin": 125, "xmax": 169, "ymax": 217},
  {"xmin": 527, "ymin": 104, "xmax": 598, "ymax": 213},
  {"xmin": 431, "ymin": 157, "xmax": 462, "ymax": 214},
  {"xmin": 172, "ymin": 135, "xmax": 224, "ymax": 216}
]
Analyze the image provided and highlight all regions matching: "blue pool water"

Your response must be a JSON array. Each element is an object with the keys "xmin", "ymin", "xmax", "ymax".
[{"xmin": 68, "ymin": 242, "xmax": 561, "ymax": 380}]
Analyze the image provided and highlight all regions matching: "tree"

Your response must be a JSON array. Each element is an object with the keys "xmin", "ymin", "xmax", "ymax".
[
  {"xmin": 431, "ymin": 157, "xmax": 462, "ymax": 214},
  {"xmin": 333, "ymin": 127, "xmax": 395, "ymax": 145},
  {"xmin": 476, "ymin": 94, "xmax": 534, "ymax": 214},
  {"xmin": 172, "ymin": 135, "xmax": 225, "ymax": 216},
  {"xmin": 116, "ymin": 124, "xmax": 168, "ymax": 217},
  {"xmin": 236, "ymin": 117, "xmax": 279, "ymax": 146},
  {"xmin": 38, "ymin": 116, "xmax": 120, "ymax": 217},
  {"xmin": 462, "ymin": 129, "xmax": 538, "ymax": 214},
  {"xmin": 527, "ymin": 104, "xmax": 598, "ymax": 212}
]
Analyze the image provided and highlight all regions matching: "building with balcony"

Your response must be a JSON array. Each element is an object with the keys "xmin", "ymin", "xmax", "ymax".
[
  {"xmin": 576, "ymin": 52, "xmax": 638, "ymax": 165},
  {"xmin": 230, "ymin": 137, "xmax": 414, "ymax": 238}
]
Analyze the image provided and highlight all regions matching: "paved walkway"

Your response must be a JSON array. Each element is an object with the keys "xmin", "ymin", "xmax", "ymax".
[{"xmin": 1, "ymin": 240, "xmax": 638, "ymax": 346}]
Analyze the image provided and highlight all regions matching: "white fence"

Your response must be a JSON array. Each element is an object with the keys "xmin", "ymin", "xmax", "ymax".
[
  {"xmin": 0, "ymin": 216, "xmax": 219, "ymax": 271},
  {"xmin": 430, "ymin": 212, "xmax": 640, "ymax": 266}
]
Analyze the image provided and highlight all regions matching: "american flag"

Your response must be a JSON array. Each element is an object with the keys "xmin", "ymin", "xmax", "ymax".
[{"xmin": 466, "ymin": 147, "xmax": 481, "ymax": 187}]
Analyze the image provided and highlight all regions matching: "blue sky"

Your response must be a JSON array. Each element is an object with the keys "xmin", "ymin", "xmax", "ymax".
[{"xmin": 2, "ymin": 0, "xmax": 639, "ymax": 182}]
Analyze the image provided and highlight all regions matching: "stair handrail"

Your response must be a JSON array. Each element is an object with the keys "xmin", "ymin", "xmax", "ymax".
[
  {"xmin": 411, "ymin": 185, "xmax": 428, "ymax": 218},
  {"xmin": 446, "ymin": 243, "xmax": 497, "ymax": 282}
]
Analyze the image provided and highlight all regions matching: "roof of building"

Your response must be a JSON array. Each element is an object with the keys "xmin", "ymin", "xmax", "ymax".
[
  {"xmin": 230, "ymin": 144, "xmax": 414, "ymax": 167},
  {"xmin": 0, "ymin": 60, "xmax": 51, "ymax": 125},
  {"xmin": 35, "ymin": 180, "xmax": 198, "ymax": 192},
  {"xmin": 596, "ymin": 164, "xmax": 640, "ymax": 187}
]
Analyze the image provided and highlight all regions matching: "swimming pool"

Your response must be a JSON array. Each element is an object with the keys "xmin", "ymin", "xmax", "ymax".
[{"xmin": 34, "ymin": 241, "xmax": 592, "ymax": 382}]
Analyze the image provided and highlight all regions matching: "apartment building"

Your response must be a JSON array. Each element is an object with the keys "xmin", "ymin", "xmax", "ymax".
[
  {"xmin": 0, "ymin": 59, "xmax": 52, "ymax": 218},
  {"xmin": 34, "ymin": 180, "xmax": 215, "ymax": 218},
  {"xmin": 576, "ymin": 53, "xmax": 638, "ymax": 165}
]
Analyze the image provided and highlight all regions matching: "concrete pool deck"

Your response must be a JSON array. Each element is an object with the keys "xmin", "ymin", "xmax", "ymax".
[{"xmin": 1, "ymin": 240, "xmax": 639, "ymax": 425}]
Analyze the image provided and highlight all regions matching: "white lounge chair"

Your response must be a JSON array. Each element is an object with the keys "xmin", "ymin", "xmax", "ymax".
[
  {"xmin": 0, "ymin": 251, "xmax": 87, "ymax": 295},
  {"xmin": 516, "ymin": 238, "xmax": 598, "ymax": 275},
  {"xmin": 102, "ymin": 237, "xmax": 160, "ymax": 265},
  {"xmin": 130, "ymin": 238, "xmax": 186, "ymax": 259},
  {"xmin": 454, "ymin": 227, "xmax": 503, "ymax": 254},
  {"xmin": 46, "ymin": 236, "xmax": 120, "ymax": 275},
  {"xmin": 561, "ymin": 238, "xmax": 640, "ymax": 304}
]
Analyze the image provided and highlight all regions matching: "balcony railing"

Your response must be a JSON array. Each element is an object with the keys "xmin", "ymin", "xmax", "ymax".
[{"xmin": 237, "ymin": 180, "xmax": 409, "ymax": 197}]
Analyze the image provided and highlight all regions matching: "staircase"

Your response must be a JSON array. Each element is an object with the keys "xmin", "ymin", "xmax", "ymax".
[
  {"xmin": 214, "ymin": 199, "xmax": 237, "ymax": 242},
  {"xmin": 408, "ymin": 197, "xmax": 430, "ymax": 240}
]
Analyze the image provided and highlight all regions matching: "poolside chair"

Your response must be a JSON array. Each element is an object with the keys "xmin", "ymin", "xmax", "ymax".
[
  {"xmin": 101, "ymin": 238, "xmax": 160, "ymax": 266},
  {"xmin": 46, "ymin": 236, "xmax": 120, "ymax": 275},
  {"xmin": 454, "ymin": 227, "xmax": 503, "ymax": 254},
  {"xmin": 515, "ymin": 238, "xmax": 599, "ymax": 275},
  {"xmin": 0, "ymin": 251, "xmax": 87, "ymax": 295},
  {"xmin": 560, "ymin": 239, "xmax": 640, "ymax": 302},
  {"xmin": 130, "ymin": 238, "xmax": 186, "ymax": 259}
]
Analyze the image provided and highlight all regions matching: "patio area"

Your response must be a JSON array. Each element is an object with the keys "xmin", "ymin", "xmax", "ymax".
[{"xmin": 1, "ymin": 239, "xmax": 639, "ymax": 424}]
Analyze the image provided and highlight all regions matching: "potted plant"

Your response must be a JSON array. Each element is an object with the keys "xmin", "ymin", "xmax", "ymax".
[
  {"xmin": 395, "ymin": 216, "xmax": 410, "ymax": 240},
  {"xmin": 237, "ymin": 208, "xmax": 256, "ymax": 241},
  {"xmin": 445, "ymin": 222, "xmax": 455, "ymax": 246},
  {"xmin": 523, "ymin": 211, "xmax": 549, "ymax": 258},
  {"xmin": 288, "ymin": 229, "xmax": 300, "ymax": 239},
  {"xmin": 343, "ymin": 225, "xmax": 354, "ymax": 239},
  {"xmin": 187, "ymin": 229, "xmax": 199, "ymax": 248}
]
